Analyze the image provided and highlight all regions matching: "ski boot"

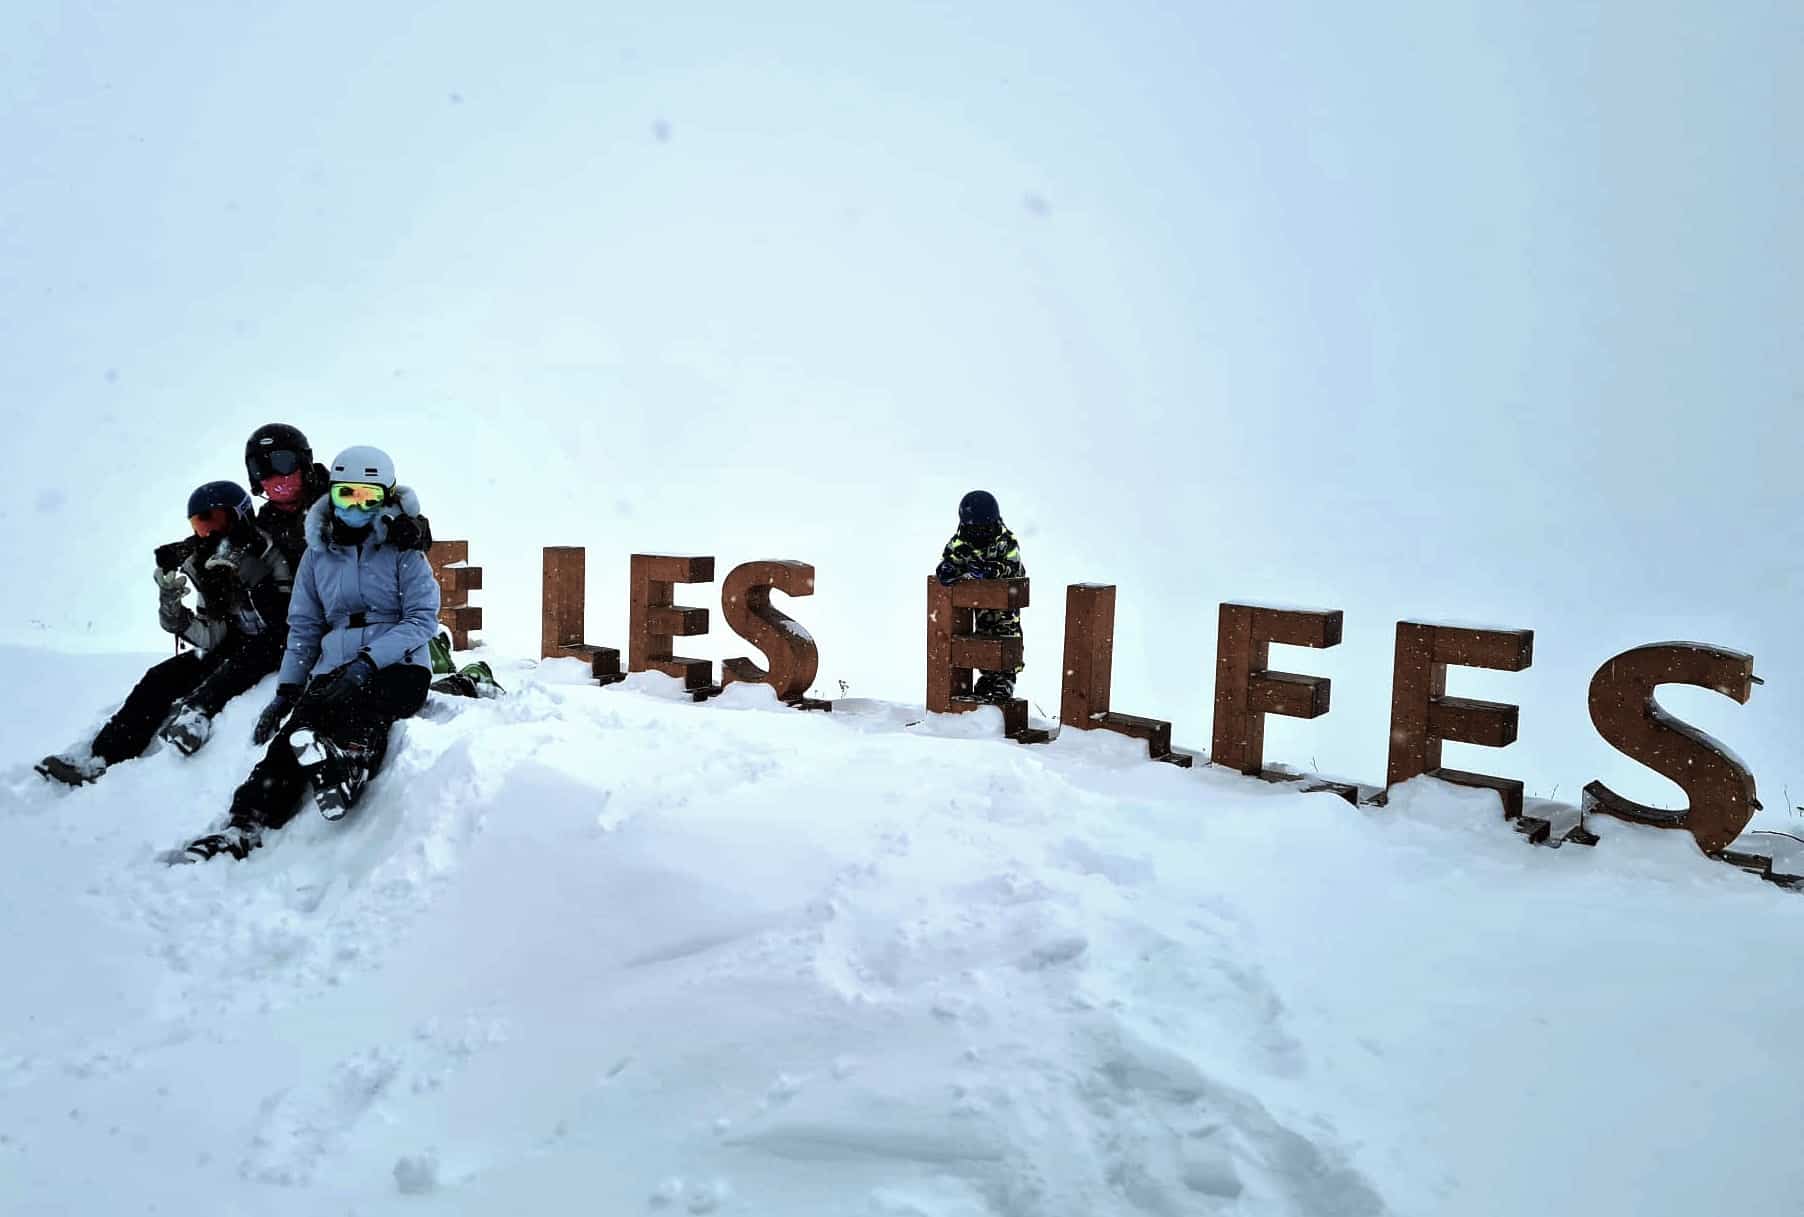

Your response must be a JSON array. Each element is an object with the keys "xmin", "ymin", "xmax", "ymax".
[
  {"xmin": 428, "ymin": 630, "xmax": 455, "ymax": 675},
  {"xmin": 35, "ymin": 750, "xmax": 106, "ymax": 786},
  {"xmin": 158, "ymin": 703, "xmax": 213, "ymax": 756},
  {"xmin": 290, "ymin": 728, "xmax": 374, "ymax": 821},
  {"xmin": 460, "ymin": 661, "xmax": 503, "ymax": 697},
  {"xmin": 972, "ymin": 671, "xmax": 1017, "ymax": 705},
  {"xmin": 430, "ymin": 661, "xmax": 504, "ymax": 700},
  {"xmin": 175, "ymin": 822, "xmax": 262, "ymax": 863}
]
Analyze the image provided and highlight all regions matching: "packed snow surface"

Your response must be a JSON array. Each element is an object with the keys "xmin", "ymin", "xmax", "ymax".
[{"xmin": 3, "ymin": 645, "xmax": 1801, "ymax": 1216}]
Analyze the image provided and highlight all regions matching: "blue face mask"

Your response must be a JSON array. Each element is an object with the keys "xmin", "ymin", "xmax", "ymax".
[{"xmin": 333, "ymin": 503, "xmax": 379, "ymax": 529}]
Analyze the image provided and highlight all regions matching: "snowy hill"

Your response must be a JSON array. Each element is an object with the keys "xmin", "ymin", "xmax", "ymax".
[{"xmin": 4, "ymin": 644, "xmax": 1802, "ymax": 1217}]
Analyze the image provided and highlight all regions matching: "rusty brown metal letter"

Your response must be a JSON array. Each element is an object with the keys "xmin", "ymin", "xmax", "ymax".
[
  {"xmin": 721, "ymin": 560, "xmax": 822, "ymax": 704},
  {"xmin": 1582, "ymin": 643, "xmax": 1760, "ymax": 855},
  {"xmin": 1386, "ymin": 622, "xmax": 1534, "ymax": 818},
  {"xmin": 927, "ymin": 576, "xmax": 1030, "ymax": 737},
  {"xmin": 1211, "ymin": 602, "xmax": 1342, "ymax": 776},
  {"xmin": 540, "ymin": 546, "xmax": 622, "ymax": 683},
  {"xmin": 427, "ymin": 540, "xmax": 483, "ymax": 651},
  {"xmin": 631, "ymin": 554, "xmax": 717, "ymax": 692},
  {"xmin": 1060, "ymin": 584, "xmax": 1189, "ymax": 765}
]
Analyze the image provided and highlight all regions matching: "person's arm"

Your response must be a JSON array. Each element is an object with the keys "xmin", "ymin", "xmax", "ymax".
[
  {"xmin": 164, "ymin": 557, "xmax": 226, "ymax": 649},
  {"xmin": 276, "ymin": 553, "xmax": 325, "ymax": 685},
  {"xmin": 935, "ymin": 535, "xmax": 973, "ymax": 586},
  {"xmin": 383, "ymin": 486, "xmax": 433, "ymax": 552},
  {"xmin": 990, "ymin": 529, "xmax": 1025, "ymax": 579},
  {"xmin": 177, "ymin": 613, "xmax": 224, "ymax": 651},
  {"xmin": 360, "ymin": 550, "xmax": 442, "ymax": 669},
  {"xmin": 245, "ymin": 569, "xmax": 292, "ymax": 649}
]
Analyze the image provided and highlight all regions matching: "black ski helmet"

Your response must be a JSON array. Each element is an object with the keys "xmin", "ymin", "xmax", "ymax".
[
  {"xmin": 958, "ymin": 490, "xmax": 1002, "ymax": 526},
  {"xmin": 186, "ymin": 480, "xmax": 254, "ymax": 523},
  {"xmin": 244, "ymin": 423, "xmax": 314, "ymax": 494}
]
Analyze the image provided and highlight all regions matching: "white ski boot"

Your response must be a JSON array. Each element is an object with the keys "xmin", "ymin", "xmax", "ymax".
[
  {"xmin": 158, "ymin": 704, "xmax": 213, "ymax": 756},
  {"xmin": 290, "ymin": 729, "xmax": 372, "ymax": 821}
]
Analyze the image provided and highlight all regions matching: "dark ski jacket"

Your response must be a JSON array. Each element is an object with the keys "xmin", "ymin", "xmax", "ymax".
[
  {"xmin": 152, "ymin": 524, "xmax": 295, "ymax": 696},
  {"xmin": 933, "ymin": 522, "xmax": 1026, "ymax": 642}
]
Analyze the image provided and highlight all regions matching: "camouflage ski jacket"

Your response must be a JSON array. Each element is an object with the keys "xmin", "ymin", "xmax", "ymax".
[
  {"xmin": 935, "ymin": 525, "xmax": 1026, "ymax": 587},
  {"xmin": 935, "ymin": 525, "xmax": 1026, "ymax": 645}
]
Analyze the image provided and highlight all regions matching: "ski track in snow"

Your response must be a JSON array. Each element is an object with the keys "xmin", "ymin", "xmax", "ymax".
[{"xmin": 1, "ymin": 646, "xmax": 1802, "ymax": 1216}]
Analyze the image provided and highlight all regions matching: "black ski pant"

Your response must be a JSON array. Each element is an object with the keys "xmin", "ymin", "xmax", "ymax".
[
  {"xmin": 91, "ymin": 635, "xmax": 282, "ymax": 764},
  {"xmin": 227, "ymin": 664, "xmax": 430, "ymax": 832}
]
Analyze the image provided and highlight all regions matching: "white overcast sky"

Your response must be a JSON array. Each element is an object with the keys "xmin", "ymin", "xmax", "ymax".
[{"xmin": 2, "ymin": 1, "xmax": 1799, "ymax": 810}]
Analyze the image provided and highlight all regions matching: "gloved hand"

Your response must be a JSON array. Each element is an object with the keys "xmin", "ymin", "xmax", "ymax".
[
  {"xmin": 311, "ymin": 655, "xmax": 377, "ymax": 706},
  {"xmin": 156, "ymin": 569, "xmax": 192, "ymax": 635},
  {"xmin": 386, "ymin": 512, "xmax": 432, "ymax": 552},
  {"xmin": 252, "ymin": 683, "xmax": 303, "ymax": 745},
  {"xmin": 204, "ymin": 537, "xmax": 242, "ymax": 573}
]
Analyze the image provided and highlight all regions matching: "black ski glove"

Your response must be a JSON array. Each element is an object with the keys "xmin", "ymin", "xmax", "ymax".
[
  {"xmin": 253, "ymin": 683, "xmax": 303, "ymax": 745},
  {"xmin": 311, "ymin": 655, "xmax": 377, "ymax": 706},
  {"xmin": 387, "ymin": 513, "xmax": 433, "ymax": 552},
  {"xmin": 154, "ymin": 539, "xmax": 195, "ymax": 573}
]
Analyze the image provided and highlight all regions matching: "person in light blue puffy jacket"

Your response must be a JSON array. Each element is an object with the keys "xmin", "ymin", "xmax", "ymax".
[{"xmin": 181, "ymin": 445, "xmax": 441, "ymax": 862}]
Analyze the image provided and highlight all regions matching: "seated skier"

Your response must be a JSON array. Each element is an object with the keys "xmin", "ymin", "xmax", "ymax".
[
  {"xmin": 248, "ymin": 422, "xmax": 499, "ymax": 701},
  {"xmin": 36, "ymin": 481, "xmax": 292, "ymax": 785},
  {"xmin": 181, "ymin": 446, "xmax": 440, "ymax": 862},
  {"xmin": 934, "ymin": 489, "xmax": 1026, "ymax": 704}
]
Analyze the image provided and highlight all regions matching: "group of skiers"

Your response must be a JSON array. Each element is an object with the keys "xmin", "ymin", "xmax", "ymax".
[
  {"xmin": 34, "ymin": 424, "xmax": 489, "ymax": 862},
  {"xmin": 33, "ymin": 466, "xmax": 1021, "ymax": 863}
]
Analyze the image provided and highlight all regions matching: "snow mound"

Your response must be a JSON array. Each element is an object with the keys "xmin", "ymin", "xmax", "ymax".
[{"xmin": 2, "ymin": 647, "xmax": 1802, "ymax": 1216}]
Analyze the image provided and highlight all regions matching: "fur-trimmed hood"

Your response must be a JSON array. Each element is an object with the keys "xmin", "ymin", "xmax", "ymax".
[
  {"xmin": 277, "ymin": 483, "xmax": 440, "ymax": 685},
  {"xmin": 302, "ymin": 484, "xmax": 423, "ymax": 553}
]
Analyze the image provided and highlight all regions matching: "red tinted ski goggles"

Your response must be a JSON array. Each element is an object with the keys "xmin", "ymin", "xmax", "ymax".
[
  {"xmin": 329, "ymin": 482, "xmax": 387, "ymax": 510},
  {"xmin": 190, "ymin": 507, "xmax": 234, "ymax": 537}
]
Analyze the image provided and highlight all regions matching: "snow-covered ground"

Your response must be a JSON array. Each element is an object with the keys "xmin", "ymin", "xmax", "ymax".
[{"xmin": 3, "ymin": 643, "xmax": 1800, "ymax": 1217}]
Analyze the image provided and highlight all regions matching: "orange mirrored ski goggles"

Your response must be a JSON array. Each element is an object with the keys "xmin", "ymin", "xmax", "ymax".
[{"xmin": 329, "ymin": 482, "xmax": 387, "ymax": 510}]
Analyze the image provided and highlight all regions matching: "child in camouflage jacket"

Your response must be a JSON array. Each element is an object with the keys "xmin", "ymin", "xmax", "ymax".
[{"xmin": 934, "ymin": 490, "xmax": 1025, "ymax": 702}]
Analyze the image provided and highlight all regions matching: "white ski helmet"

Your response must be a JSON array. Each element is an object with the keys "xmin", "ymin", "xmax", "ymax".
[{"xmin": 329, "ymin": 445, "xmax": 395, "ymax": 488}]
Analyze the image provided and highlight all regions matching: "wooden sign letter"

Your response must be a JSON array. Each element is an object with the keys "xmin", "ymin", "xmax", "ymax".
[
  {"xmin": 1060, "ymin": 584, "xmax": 1188, "ymax": 765},
  {"xmin": 630, "ymin": 554, "xmax": 717, "ymax": 692},
  {"xmin": 927, "ymin": 576, "xmax": 1030, "ymax": 737},
  {"xmin": 426, "ymin": 540, "xmax": 483, "ymax": 650},
  {"xmin": 721, "ymin": 560, "xmax": 825, "ymax": 707},
  {"xmin": 540, "ymin": 546, "xmax": 623, "ymax": 683},
  {"xmin": 1387, "ymin": 622, "xmax": 1534, "ymax": 818},
  {"xmin": 1211, "ymin": 603, "xmax": 1342, "ymax": 776},
  {"xmin": 1582, "ymin": 643, "xmax": 1760, "ymax": 855}
]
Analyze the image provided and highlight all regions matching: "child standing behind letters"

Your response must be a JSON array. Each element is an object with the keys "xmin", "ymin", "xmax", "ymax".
[{"xmin": 934, "ymin": 490, "xmax": 1026, "ymax": 703}]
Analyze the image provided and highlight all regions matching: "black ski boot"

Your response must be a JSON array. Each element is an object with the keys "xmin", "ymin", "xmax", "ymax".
[
  {"xmin": 36, "ymin": 751, "xmax": 106, "ymax": 786},
  {"xmin": 972, "ymin": 671, "xmax": 1017, "ymax": 705},
  {"xmin": 174, "ymin": 823, "xmax": 262, "ymax": 863},
  {"xmin": 290, "ymin": 728, "xmax": 374, "ymax": 821}
]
